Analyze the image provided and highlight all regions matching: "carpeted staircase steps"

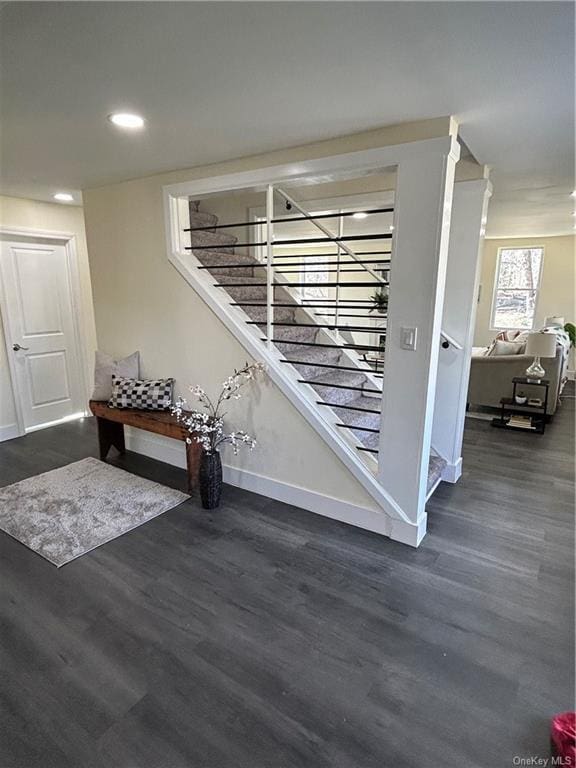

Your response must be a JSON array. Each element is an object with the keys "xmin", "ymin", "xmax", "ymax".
[
  {"xmin": 286, "ymin": 347, "xmax": 343, "ymax": 380},
  {"xmin": 187, "ymin": 210, "xmax": 219, "ymax": 231},
  {"xmin": 189, "ymin": 204, "xmax": 445, "ymax": 493},
  {"xmin": 189, "ymin": 232, "xmax": 239, "ymax": 257},
  {"xmin": 309, "ymin": 369, "xmax": 372, "ymax": 406}
]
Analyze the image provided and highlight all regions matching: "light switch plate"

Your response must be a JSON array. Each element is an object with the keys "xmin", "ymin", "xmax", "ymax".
[{"xmin": 400, "ymin": 326, "xmax": 417, "ymax": 351}]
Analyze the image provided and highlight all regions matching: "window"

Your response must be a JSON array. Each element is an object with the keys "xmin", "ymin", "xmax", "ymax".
[{"xmin": 491, "ymin": 247, "xmax": 544, "ymax": 330}]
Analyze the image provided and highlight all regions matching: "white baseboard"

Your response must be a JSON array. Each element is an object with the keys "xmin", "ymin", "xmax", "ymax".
[
  {"xmin": 124, "ymin": 429, "xmax": 424, "ymax": 547},
  {"xmin": 0, "ymin": 423, "xmax": 20, "ymax": 442},
  {"xmin": 441, "ymin": 457, "xmax": 462, "ymax": 484},
  {"xmin": 390, "ymin": 513, "xmax": 427, "ymax": 547}
]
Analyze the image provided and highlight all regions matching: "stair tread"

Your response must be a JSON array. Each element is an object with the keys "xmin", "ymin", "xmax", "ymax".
[
  {"xmin": 427, "ymin": 452, "xmax": 446, "ymax": 492},
  {"xmin": 241, "ymin": 306, "xmax": 296, "ymax": 324},
  {"xmin": 334, "ymin": 396, "xmax": 381, "ymax": 434},
  {"xmin": 309, "ymin": 370, "xmax": 374, "ymax": 407},
  {"xmin": 189, "ymin": 211, "xmax": 218, "ymax": 230},
  {"xmin": 196, "ymin": 251, "xmax": 259, "ymax": 268},
  {"xmin": 284, "ymin": 346, "xmax": 341, "ymax": 363},
  {"xmin": 190, "ymin": 229, "xmax": 238, "ymax": 248},
  {"xmin": 307, "ymin": 369, "xmax": 373, "ymax": 389},
  {"xmin": 339, "ymin": 394, "xmax": 381, "ymax": 412},
  {"xmin": 270, "ymin": 326, "xmax": 318, "ymax": 344},
  {"xmin": 213, "ymin": 275, "xmax": 270, "ymax": 284}
]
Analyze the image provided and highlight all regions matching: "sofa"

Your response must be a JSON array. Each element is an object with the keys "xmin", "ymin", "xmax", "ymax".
[{"xmin": 468, "ymin": 329, "xmax": 570, "ymax": 416}]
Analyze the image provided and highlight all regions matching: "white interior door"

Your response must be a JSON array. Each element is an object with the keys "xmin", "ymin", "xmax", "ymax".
[{"xmin": 0, "ymin": 238, "xmax": 85, "ymax": 432}]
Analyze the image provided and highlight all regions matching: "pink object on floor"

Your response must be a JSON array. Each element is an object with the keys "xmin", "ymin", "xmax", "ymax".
[{"xmin": 551, "ymin": 712, "xmax": 576, "ymax": 765}]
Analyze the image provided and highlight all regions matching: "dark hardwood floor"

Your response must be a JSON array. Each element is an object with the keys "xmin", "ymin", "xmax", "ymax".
[{"xmin": 0, "ymin": 388, "xmax": 574, "ymax": 768}]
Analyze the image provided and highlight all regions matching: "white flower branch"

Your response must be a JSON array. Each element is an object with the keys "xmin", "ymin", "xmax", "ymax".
[{"xmin": 170, "ymin": 362, "xmax": 266, "ymax": 455}]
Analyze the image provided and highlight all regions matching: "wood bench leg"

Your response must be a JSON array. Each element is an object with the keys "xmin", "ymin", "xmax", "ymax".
[
  {"xmin": 185, "ymin": 440, "xmax": 201, "ymax": 493},
  {"xmin": 97, "ymin": 417, "xmax": 125, "ymax": 460}
]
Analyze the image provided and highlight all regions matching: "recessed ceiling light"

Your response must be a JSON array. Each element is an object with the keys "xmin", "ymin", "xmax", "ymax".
[
  {"xmin": 108, "ymin": 112, "xmax": 145, "ymax": 129},
  {"xmin": 352, "ymin": 212, "xmax": 368, "ymax": 220},
  {"xmin": 571, "ymin": 191, "xmax": 576, "ymax": 198},
  {"xmin": 53, "ymin": 192, "xmax": 74, "ymax": 202}
]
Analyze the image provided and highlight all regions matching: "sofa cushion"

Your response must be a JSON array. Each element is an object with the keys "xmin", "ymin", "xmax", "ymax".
[
  {"xmin": 495, "ymin": 330, "xmax": 521, "ymax": 342},
  {"xmin": 488, "ymin": 340, "xmax": 526, "ymax": 356}
]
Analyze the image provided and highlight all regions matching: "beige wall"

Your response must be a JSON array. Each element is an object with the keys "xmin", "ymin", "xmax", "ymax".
[
  {"xmin": 474, "ymin": 236, "xmax": 575, "ymax": 362},
  {"xmin": 83, "ymin": 124, "xmax": 456, "ymax": 511},
  {"xmin": 0, "ymin": 195, "xmax": 97, "ymax": 432}
]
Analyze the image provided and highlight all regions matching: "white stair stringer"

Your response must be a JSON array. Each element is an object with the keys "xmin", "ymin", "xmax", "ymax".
[{"xmin": 168, "ymin": 246, "xmax": 424, "ymax": 547}]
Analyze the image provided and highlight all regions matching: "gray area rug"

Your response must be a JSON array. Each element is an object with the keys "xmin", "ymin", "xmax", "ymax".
[{"xmin": 0, "ymin": 457, "xmax": 189, "ymax": 567}]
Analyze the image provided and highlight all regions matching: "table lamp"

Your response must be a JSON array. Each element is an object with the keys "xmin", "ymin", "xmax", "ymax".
[{"xmin": 525, "ymin": 332, "xmax": 557, "ymax": 381}]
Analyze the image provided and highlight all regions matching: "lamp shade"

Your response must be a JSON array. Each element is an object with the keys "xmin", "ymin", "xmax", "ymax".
[
  {"xmin": 526, "ymin": 332, "xmax": 556, "ymax": 358},
  {"xmin": 545, "ymin": 316, "xmax": 565, "ymax": 328}
]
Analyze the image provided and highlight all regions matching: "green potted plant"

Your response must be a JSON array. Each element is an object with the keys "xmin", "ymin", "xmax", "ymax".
[{"xmin": 370, "ymin": 287, "xmax": 389, "ymax": 315}]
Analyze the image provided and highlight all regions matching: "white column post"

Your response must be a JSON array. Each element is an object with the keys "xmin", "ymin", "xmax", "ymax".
[
  {"xmin": 333, "ymin": 212, "xmax": 343, "ymax": 335},
  {"xmin": 431, "ymin": 177, "xmax": 492, "ymax": 481},
  {"xmin": 378, "ymin": 136, "xmax": 460, "ymax": 540},
  {"xmin": 265, "ymin": 184, "xmax": 274, "ymax": 348}
]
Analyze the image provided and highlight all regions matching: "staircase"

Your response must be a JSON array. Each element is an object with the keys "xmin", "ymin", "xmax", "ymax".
[{"xmin": 187, "ymin": 199, "xmax": 446, "ymax": 495}]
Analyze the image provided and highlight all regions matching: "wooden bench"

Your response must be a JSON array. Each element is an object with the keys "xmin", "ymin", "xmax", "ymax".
[{"xmin": 89, "ymin": 400, "xmax": 201, "ymax": 492}]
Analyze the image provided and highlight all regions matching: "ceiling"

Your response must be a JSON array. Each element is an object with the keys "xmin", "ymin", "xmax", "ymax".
[{"xmin": 0, "ymin": 2, "xmax": 574, "ymax": 238}]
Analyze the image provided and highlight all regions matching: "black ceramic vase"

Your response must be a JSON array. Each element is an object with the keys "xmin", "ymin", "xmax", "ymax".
[{"xmin": 199, "ymin": 450, "xmax": 222, "ymax": 510}]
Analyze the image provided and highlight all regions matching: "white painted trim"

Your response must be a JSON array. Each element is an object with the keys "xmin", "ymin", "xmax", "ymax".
[
  {"xmin": 391, "ymin": 513, "xmax": 427, "ymax": 547},
  {"xmin": 0, "ymin": 423, "xmax": 19, "ymax": 442},
  {"xmin": 0, "ymin": 225, "xmax": 77, "ymax": 241},
  {"xmin": 441, "ymin": 457, "xmax": 462, "ymax": 484},
  {"xmin": 0, "ymin": 227, "xmax": 89, "ymax": 435},
  {"xmin": 484, "ymin": 232, "xmax": 574, "ymax": 240},
  {"xmin": 124, "ymin": 429, "xmax": 424, "ymax": 547},
  {"xmin": 164, "ymin": 136, "xmax": 455, "ymax": 200},
  {"xmin": 377, "ymin": 138, "xmax": 460, "ymax": 524},
  {"xmin": 425, "ymin": 477, "xmax": 442, "ymax": 501},
  {"xmin": 432, "ymin": 178, "xmax": 492, "ymax": 481}
]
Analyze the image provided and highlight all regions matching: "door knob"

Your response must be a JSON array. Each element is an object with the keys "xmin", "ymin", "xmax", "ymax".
[{"xmin": 12, "ymin": 343, "xmax": 29, "ymax": 351}]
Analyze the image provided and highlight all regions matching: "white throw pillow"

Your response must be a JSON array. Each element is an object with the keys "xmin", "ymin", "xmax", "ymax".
[
  {"xmin": 92, "ymin": 350, "xmax": 140, "ymax": 401},
  {"xmin": 488, "ymin": 340, "xmax": 525, "ymax": 356},
  {"xmin": 514, "ymin": 331, "xmax": 530, "ymax": 345}
]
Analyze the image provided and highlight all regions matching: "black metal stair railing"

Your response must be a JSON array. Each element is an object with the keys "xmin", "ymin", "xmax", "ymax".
[
  {"xmin": 183, "ymin": 206, "xmax": 394, "ymax": 232},
  {"xmin": 186, "ymin": 185, "xmax": 392, "ymax": 464}
]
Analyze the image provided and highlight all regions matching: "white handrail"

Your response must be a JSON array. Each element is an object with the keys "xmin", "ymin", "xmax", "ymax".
[
  {"xmin": 275, "ymin": 187, "xmax": 386, "ymax": 284},
  {"xmin": 440, "ymin": 329, "xmax": 463, "ymax": 350}
]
